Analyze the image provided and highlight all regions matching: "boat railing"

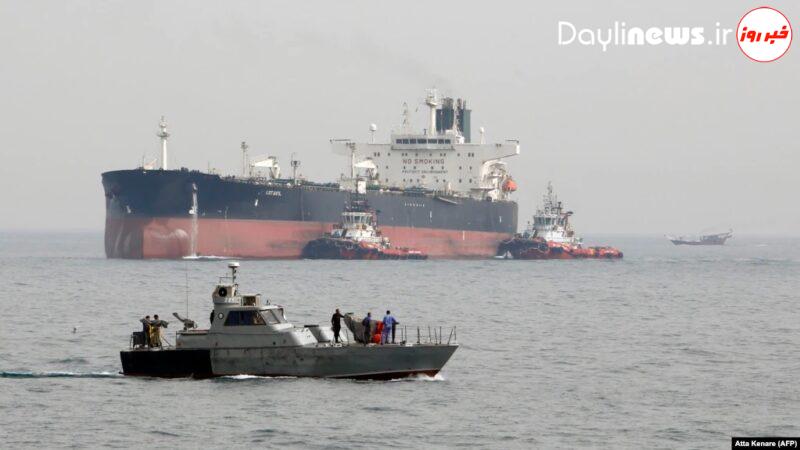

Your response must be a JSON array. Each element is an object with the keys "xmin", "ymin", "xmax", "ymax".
[{"xmin": 338, "ymin": 324, "xmax": 457, "ymax": 346}]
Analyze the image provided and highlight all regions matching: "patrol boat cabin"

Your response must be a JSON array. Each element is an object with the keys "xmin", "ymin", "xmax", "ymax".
[{"xmin": 176, "ymin": 263, "xmax": 320, "ymax": 350}]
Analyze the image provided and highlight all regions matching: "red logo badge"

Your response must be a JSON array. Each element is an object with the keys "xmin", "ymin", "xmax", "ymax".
[{"xmin": 737, "ymin": 6, "xmax": 792, "ymax": 62}]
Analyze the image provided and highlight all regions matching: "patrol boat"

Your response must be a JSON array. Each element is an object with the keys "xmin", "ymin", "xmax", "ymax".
[{"xmin": 120, "ymin": 263, "xmax": 457, "ymax": 379}]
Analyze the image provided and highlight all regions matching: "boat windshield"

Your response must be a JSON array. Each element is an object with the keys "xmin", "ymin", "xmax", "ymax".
[{"xmin": 261, "ymin": 308, "xmax": 286, "ymax": 325}]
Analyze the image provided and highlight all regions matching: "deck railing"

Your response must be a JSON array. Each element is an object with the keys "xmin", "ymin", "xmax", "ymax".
[{"xmin": 341, "ymin": 324, "xmax": 457, "ymax": 346}]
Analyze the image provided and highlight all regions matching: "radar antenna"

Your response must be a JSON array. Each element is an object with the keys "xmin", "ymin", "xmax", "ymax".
[{"xmin": 228, "ymin": 261, "xmax": 240, "ymax": 285}]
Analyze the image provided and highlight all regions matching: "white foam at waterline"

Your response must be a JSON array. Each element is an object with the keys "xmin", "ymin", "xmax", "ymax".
[
  {"xmin": 182, "ymin": 255, "xmax": 230, "ymax": 261},
  {"xmin": 220, "ymin": 374, "xmax": 296, "ymax": 380},
  {"xmin": 390, "ymin": 373, "xmax": 446, "ymax": 382}
]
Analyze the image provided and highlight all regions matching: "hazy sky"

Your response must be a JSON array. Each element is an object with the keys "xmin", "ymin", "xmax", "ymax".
[{"xmin": 0, "ymin": 0, "xmax": 797, "ymax": 234}]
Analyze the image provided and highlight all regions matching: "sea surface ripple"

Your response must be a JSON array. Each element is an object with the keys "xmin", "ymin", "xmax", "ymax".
[{"xmin": 1, "ymin": 232, "xmax": 799, "ymax": 448}]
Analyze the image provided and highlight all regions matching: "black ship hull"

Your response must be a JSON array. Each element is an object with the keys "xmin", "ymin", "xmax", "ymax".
[{"xmin": 102, "ymin": 169, "xmax": 517, "ymax": 259}]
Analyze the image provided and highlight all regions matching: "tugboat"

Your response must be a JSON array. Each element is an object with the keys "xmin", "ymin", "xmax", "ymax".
[
  {"xmin": 302, "ymin": 180, "xmax": 427, "ymax": 260},
  {"xmin": 666, "ymin": 230, "xmax": 732, "ymax": 246},
  {"xmin": 120, "ymin": 262, "xmax": 456, "ymax": 379},
  {"xmin": 496, "ymin": 182, "xmax": 623, "ymax": 259}
]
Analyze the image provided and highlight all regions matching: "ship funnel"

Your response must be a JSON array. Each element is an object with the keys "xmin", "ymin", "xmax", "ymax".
[{"xmin": 435, "ymin": 98, "xmax": 471, "ymax": 142}]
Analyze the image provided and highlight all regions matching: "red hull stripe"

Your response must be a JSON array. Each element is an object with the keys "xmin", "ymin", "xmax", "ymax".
[{"xmin": 106, "ymin": 217, "xmax": 511, "ymax": 259}]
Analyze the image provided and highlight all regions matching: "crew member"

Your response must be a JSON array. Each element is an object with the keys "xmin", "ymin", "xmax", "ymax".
[
  {"xmin": 391, "ymin": 314, "xmax": 399, "ymax": 344},
  {"xmin": 140, "ymin": 315, "xmax": 151, "ymax": 347},
  {"xmin": 361, "ymin": 312, "xmax": 372, "ymax": 346},
  {"xmin": 381, "ymin": 310, "xmax": 397, "ymax": 345},
  {"xmin": 149, "ymin": 314, "xmax": 169, "ymax": 348},
  {"xmin": 331, "ymin": 308, "xmax": 344, "ymax": 344}
]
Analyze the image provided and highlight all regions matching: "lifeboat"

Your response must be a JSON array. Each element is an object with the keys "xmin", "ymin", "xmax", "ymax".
[{"xmin": 502, "ymin": 178, "xmax": 518, "ymax": 192}]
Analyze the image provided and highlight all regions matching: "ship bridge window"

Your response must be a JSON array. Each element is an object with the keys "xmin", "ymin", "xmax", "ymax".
[
  {"xmin": 437, "ymin": 139, "xmax": 445, "ymax": 144},
  {"xmin": 445, "ymin": 139, "xmax": 451, "ymax": 144},
  {"xmin": 410, "ymin": 139, "xmax": 418, "ymax": 144},
  {"xmin": 224, "ymin": 310, "xmax": 266, "ymax": 326}
]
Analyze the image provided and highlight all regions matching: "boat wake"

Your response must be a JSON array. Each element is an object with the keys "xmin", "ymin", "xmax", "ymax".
[
  {"xmin": 217, "ymin": 374, "xmax": 296, "ymax": 381},
  {"xmin": 182, "ymin": 255, "xmax": 230, "ymax": 261},
  {"xmin": 0, "ymin": 370, "xmax": 121, "ymax": 379},
  {"xmin": 391, "ymin": 373, "xmax": 446, "ymax": 382}
]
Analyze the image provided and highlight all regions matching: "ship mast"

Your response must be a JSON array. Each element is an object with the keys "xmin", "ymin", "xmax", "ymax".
[
  {"xmin": 425, "ymin": 89, "xmax": 438, "ymax": 136},
  {"xmin": 290, "ymin": 153, "xmax": 300, "ymax": 181},
  {"xmin": 157, "ymin": 116, "xmax": 170, "ymax": 170},
  {"xmin": 401, "ymin": 102, "xmax": 411, "ymax": 133},
  {"xmin": 241, "ymin": 141, "xmax": 249, "ymax": 177}
]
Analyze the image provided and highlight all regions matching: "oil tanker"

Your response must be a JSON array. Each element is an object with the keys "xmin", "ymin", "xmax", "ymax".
[{"xmin": 102, "ymin": 90, "xmax": 520, "ymax": 259}]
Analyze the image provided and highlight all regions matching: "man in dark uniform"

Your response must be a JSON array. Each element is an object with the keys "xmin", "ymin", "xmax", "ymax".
[
  {"xmin": 331, "ymin": 308, "xmax": 344, "ymax": 344},
  {"xmin": 361, "ymin": 312, "xmax": 372, "ymax": 345}
]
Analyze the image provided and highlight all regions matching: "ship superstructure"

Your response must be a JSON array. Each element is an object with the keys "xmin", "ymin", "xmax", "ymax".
[
  {"xmin": 102, "ymin": 90, "xmax": 519, "ymax": 259},
  {"xmin": 331, "ymin": 90, "xmax": 519, "ymax": 201},
  {"xmin": 524, "ymin": 182, "xmax": 581, "ymax": 245}
]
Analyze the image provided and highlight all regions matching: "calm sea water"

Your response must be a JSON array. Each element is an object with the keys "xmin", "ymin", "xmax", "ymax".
[{"xmin": 1, "ymin": 232, "xmax": 799, "ymax": 448}]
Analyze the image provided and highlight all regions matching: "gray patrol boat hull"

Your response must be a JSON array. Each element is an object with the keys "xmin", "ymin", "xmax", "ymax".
[
  {"xmin": 121, "ymin": 344, "xmax": 457, "ymax": 379},
  {"xmin": 122, "ymin": 262, "xmax": 458, "ymax": 380}
]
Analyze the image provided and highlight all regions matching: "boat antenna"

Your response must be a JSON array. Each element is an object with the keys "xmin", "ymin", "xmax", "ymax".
[{"xmin": 184, "ymin": 261, "xmax": 190, "ymax": 319}]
